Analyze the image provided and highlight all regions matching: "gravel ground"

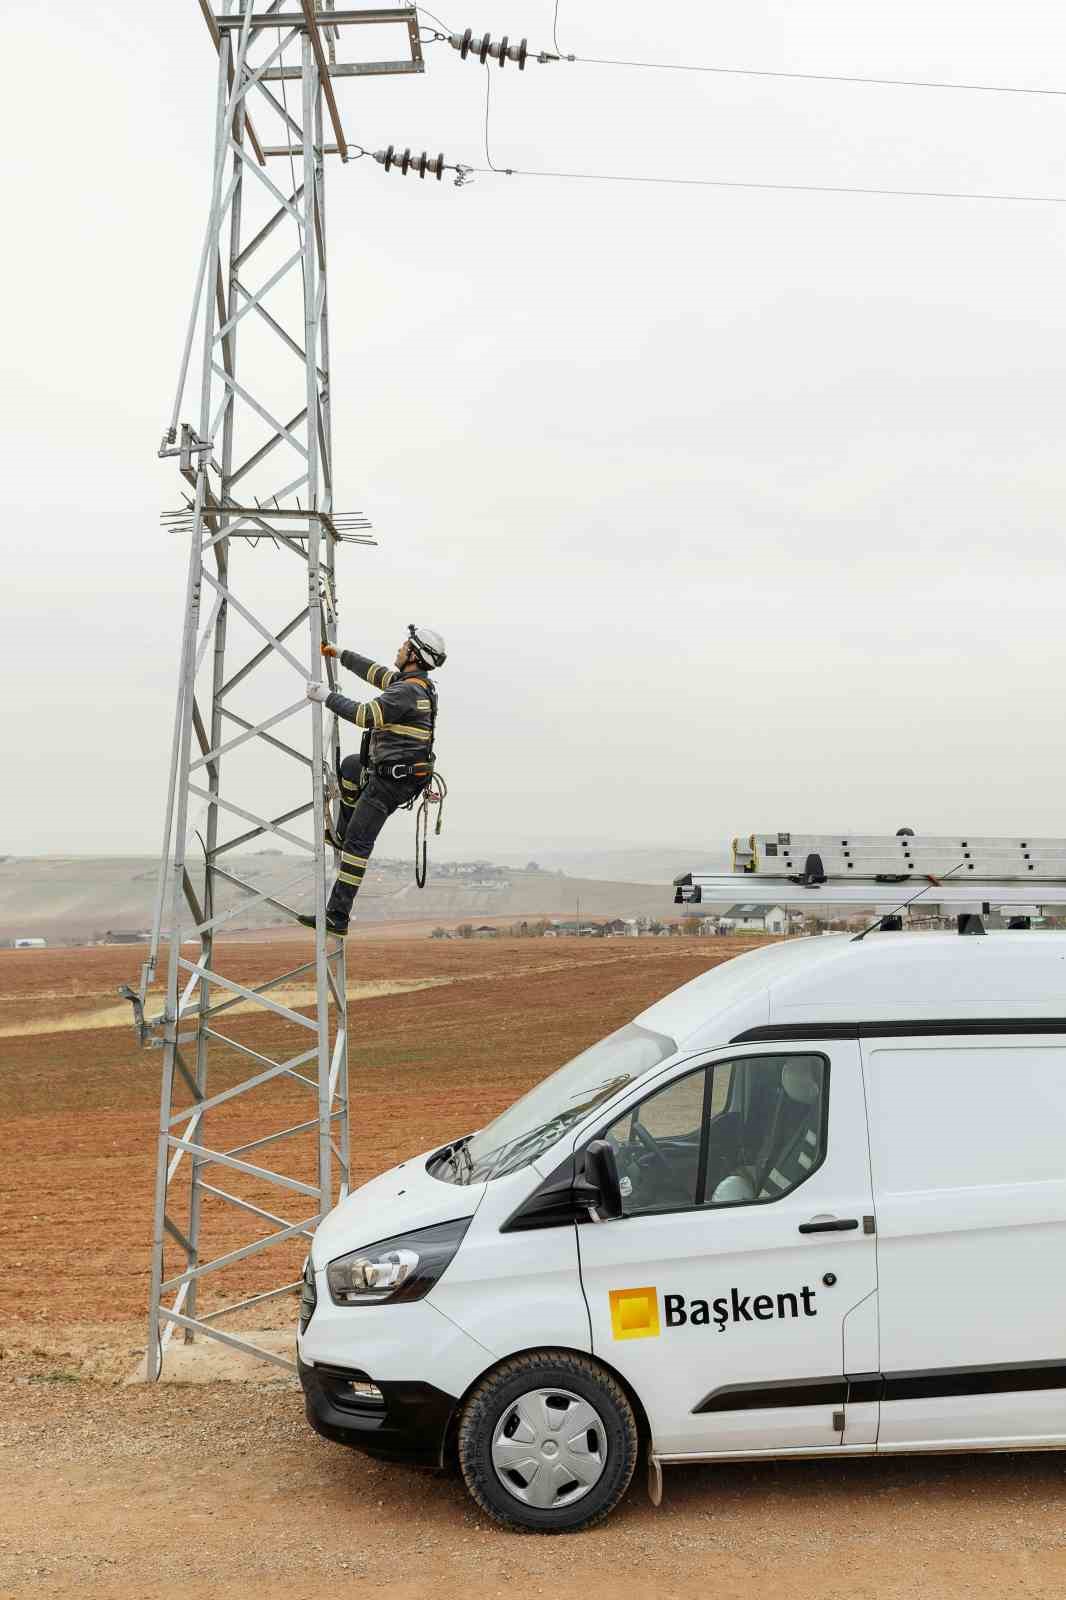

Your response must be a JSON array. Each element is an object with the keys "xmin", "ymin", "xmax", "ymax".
[{"xmin": 3, "ymin": 1330, "xmax": 1066, "ymax": 1600}]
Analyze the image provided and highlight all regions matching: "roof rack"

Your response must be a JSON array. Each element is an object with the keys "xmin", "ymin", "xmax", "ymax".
[{"xmin": 674, "ymin": 831, "xmax": 1066, "ymax": 911}]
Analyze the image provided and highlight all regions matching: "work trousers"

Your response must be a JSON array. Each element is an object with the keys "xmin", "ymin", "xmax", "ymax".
[{"xmin": 328, "ymin": 754, "xmax": 426, "ymax": 927}]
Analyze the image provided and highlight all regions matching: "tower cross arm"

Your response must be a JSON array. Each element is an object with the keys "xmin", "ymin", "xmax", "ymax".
[
  {"xmin": 213, "ymin": 8, "xmax": 418, "ymax": 28},
  {"xmin": 299, "ymin": 0, "xmax": 348, "ymax": 160}
]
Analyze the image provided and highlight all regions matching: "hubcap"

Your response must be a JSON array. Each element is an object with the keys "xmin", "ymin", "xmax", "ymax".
[{"xmin": 490, "ymin": 1387, "xmax": 608, "ymax": 1510}]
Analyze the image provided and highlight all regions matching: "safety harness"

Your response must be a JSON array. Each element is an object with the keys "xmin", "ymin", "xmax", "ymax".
[
  {"xmin": 325, "ymin": 664, "xmax": 447, "ymax": 883},
  {"xmin": 394, "ymin": 672, "xmax": 446, "ymax": 888}
]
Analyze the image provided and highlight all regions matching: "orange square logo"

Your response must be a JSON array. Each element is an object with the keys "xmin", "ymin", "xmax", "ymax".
[{"xmin": 609, "ymin": 1286, "xmax": 660, "ymax": 1341}]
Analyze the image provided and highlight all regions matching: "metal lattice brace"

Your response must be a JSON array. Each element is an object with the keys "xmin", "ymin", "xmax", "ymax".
[{"xmin": 131, "ymin": 1, "xmax": 422, "ymax": 1379}]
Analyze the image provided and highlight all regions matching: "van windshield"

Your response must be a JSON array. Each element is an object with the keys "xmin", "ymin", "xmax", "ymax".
[{"xmin": 449, "ymin": 1022, "xmax": 677, "ymax": 1183}]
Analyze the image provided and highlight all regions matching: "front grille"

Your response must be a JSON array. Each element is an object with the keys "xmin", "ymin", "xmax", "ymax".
[{"xmin": 299, "ymin": 1256, "xmax": 317, "ymax": 1332}]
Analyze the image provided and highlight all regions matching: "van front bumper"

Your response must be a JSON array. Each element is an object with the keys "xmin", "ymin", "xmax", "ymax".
[{"xmin": 298, "ymin": 1354, "xmax": 458, "ymax": 1468}]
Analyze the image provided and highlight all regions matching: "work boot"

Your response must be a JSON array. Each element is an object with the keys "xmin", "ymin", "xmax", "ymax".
[
  {"xmin": 295, "ymin": 912, "xmax": 349, "ymax": 938},
  {"xmin": 324, "ymin": 821, "xmax": 344, "ymax": 852}
]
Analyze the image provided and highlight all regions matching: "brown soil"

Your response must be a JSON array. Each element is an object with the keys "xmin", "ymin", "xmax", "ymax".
[
  {"xmin": 3, "ymin": 936, "xmax": 1064, "ymax": 1598},
  {"xmin": 1, "ymin": 936, "xmax": 769, "ymax": 1328}
]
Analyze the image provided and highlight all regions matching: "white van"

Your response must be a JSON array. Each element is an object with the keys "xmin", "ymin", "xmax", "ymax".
[{"xmin": 298, "ymin": 931, "xmax": 1066, "ymax": 1530}]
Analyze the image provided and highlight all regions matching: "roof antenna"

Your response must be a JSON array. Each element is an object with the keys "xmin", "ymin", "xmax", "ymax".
[{"xmin": 851, "ymin": 860, "xmax": 966, "ymax": 942}]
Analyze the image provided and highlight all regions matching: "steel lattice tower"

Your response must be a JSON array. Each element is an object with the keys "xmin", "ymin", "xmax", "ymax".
[{"xmin": 129, "ymin": 1, "xmax": 424, "ymax": 1376}]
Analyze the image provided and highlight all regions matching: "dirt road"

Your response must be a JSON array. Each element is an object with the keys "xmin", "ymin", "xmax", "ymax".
[
  {"xmin": 3, "ymin": 936, "xmax": 1066, "ymax": 1597},
  {"xmin": 4, "ymin": 1359, "xmax": 1066, "ymax": 1600}
]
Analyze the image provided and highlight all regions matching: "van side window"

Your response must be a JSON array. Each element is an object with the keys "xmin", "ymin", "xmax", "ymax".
[{"xmin": 602, "ymin": 1054, "xmax": 828, "ymax": 1216}]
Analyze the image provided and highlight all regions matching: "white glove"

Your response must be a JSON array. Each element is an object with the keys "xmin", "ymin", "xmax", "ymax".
[{"xmin": 305, "ymin": 680, "xmax": 331, "ymax": 704}]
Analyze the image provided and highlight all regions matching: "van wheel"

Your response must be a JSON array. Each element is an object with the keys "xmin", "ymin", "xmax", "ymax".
[{"xmin": 457, "ymin": 1351, "xmax": 638, "ymax": 1532}]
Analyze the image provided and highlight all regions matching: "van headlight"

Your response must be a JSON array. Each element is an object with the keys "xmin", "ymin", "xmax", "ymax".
[{"xmin": 326, "ymin": 1218, "xmax": 471, "ymax": 1307}]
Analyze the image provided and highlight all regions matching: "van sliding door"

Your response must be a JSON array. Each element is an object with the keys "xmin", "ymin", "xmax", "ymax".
[{"xmin": 863, "ymin": 1037, "xmax": 1066, "ymax": 1450}]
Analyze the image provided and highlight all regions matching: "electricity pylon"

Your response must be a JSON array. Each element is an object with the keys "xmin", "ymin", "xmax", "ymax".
[{"xmin": 128, "ymin": 1, "xmax": 424, "ymax": 1376}]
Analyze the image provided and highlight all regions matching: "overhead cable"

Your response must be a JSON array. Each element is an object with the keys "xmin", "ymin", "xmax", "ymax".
[
  {"xmin": 477, "ymin": 61, "xmax": 1066, "ymax": 204},
  {"xmin": 569, "ymin": 53, "xmax": 1066, "ymax": 99},
  {"xmin": 542, "ymin": 1, "xmax": 1066, "ymax": 99},
  {"xmin": 472, "ymin": 163, "xmax": 1066, "ymax": 205}
]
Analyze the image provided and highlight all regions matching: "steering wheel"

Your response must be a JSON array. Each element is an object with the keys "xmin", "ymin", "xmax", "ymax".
[{"xmin": 632, "ymin": 1120, "xmax": 671, "ymax": 1176}]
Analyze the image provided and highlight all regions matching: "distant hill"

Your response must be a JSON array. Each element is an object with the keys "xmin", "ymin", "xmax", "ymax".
[
  {"xmin": 517, "ymin": 846, "xmax": 731, "ymax": 885},
  {"xmin": 0, "ymin": 854, "xmax": 682, "ymax": 943}
]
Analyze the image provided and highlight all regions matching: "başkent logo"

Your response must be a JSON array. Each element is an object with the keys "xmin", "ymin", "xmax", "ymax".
[
  {"xmin": 610, "ymin": 1284, "xmax": 818, "ymax": 1338},
  {"xmin": 609, "ymin": 1286, "xmax": 661, "ymax": 1341}
]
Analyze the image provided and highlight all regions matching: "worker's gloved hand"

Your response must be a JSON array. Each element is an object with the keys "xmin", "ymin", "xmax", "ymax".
[
  {"xmin": 320, "ymin": 642, "xmax": 338, "ymax": 659},
  {"xmin": 305, "ymin": 680, "xmax": 331, "ymax": 703}
]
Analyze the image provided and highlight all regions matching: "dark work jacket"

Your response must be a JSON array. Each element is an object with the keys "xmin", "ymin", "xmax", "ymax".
[{"xmin": 325, "ymin": 651, "xmax": 438, "ymax": 768}]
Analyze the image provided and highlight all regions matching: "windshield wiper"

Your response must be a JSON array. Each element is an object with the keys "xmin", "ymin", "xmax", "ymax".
[
  {"xmin": 443, "ymin": 1136, "xmax": 474, "ymax": 1183},
  {"xmin": 484, "ymin": 1113, "xmax": 582, "ymax": 1180}
]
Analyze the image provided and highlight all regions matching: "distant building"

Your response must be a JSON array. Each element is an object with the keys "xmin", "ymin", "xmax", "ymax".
[
  {"xmin": 104, "ymin": 930, "xmax": 149, "ymax": 944},
  {"xmin": 13, "ymin": 937, "xmax": 46, "ymax": 949},
  {"xmin": 472, "ymin": 925, "xmax": 500, "ymax": 939},
  {"xmin": 718, "ymin": 904, "xmax": 788, "ymax": 935}
]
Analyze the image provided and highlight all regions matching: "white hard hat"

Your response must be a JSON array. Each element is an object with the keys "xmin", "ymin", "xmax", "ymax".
[{"xmin": 408, "ymin": 624, "xmax": 447, "ymax": 668}]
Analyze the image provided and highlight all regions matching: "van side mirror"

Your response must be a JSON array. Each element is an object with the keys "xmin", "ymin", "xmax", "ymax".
[
  {"xmin": 497, "ymin": 1144, "xmax": 624, "ymax": 1233},
  {"xmin": 583, "ymin": 1139, "xmax": 623, "ymax": 1221}
]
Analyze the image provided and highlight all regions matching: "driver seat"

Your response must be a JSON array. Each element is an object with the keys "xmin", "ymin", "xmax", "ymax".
[
  {"xmin": 755, "ymin": 1059, "xmax": 822, "ymax": 1199},
  {"xmin": 710, "ymin": 1059, "xmax": 822, "ymax": 1204}
]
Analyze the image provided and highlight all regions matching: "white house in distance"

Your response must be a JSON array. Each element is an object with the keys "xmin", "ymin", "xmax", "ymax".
[{"xmin": 714, "ymin": 903, "xmax": 789, "ymax": 935}]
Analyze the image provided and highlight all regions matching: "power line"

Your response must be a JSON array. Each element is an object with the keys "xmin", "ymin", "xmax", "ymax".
[
  {"xmin": 471, "ymin": 162, "xmax": 1066, "ymax": 204},
  {"xmin": 470, "ymin": 20, "xmax": 1066, "ymax": 206},
  {"xmin": 541, "ymin": 3, "xmax": 1066, "ymax": 99},
  {"xmin": 570, "ymin": 53, "xmax": 1066, "ymax": 100}
]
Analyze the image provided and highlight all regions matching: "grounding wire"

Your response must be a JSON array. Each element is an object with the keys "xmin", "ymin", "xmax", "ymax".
[
  {"xmin": 418, "ymin": 5, "xmax": 455, "ymax": 35},
  {"xmin": 482, "ymin": 64, "xmax": 500, "ymax": 171},
  {"xmin": 272, "ymin": 24, "xmax": 308, "ymax": 546},
  {"xmin": 277, "ymin": 26, "xmax": 305, "ymax": 285}
]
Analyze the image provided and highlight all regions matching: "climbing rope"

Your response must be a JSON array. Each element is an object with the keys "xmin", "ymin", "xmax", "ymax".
[{"xmin": 414, "ymin": 772, "xmax": 448, "ymax": 888}]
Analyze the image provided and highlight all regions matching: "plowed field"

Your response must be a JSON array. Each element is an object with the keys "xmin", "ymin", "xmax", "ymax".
[
  {"xmin": 0, "ymin": 935, "xmax": 767, "ymax": 1327},
  {"xmin": 4, "ymin": 935, "xmax": 1065, "ymax": 1600}
]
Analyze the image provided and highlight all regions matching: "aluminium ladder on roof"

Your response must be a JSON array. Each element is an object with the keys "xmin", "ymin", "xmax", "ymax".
[
  {"xmin": 735, "ymin": 834, "xmax": 1066, "ymax": 880},
  {"xmin": 674, "ymin": 832, "xmax": 1066, "ymax": 910}
]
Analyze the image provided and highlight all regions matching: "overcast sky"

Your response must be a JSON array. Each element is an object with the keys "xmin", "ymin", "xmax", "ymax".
[{"xmin": 5, "ymin": 0, "xmax": 1066, "ymax": 866}]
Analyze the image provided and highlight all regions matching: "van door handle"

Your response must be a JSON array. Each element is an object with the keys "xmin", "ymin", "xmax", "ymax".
[{"xmin": 798, "ymin": 1217, "xmax": 859, "ymax": 1234}]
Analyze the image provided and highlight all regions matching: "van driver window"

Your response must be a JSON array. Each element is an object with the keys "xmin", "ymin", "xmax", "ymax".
[{"xmin": 602, "ymin": 1054, "xmax": 828, "ymax": 1215}]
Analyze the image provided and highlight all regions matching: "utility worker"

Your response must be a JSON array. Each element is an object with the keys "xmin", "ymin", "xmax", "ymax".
[{"xmin": 299, "ymin": 624, "xmax": 446, "ymax": 937}]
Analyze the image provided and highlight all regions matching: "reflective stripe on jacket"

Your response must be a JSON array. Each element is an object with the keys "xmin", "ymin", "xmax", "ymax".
[{"xmin": 325, "ymin": 649, "xmax": 438, "ymax": 767}]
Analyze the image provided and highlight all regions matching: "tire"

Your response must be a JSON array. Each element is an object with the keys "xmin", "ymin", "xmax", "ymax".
[{"xmin": 457, "ymin": 1351, "xmax": 639, "ymax": 1533}]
